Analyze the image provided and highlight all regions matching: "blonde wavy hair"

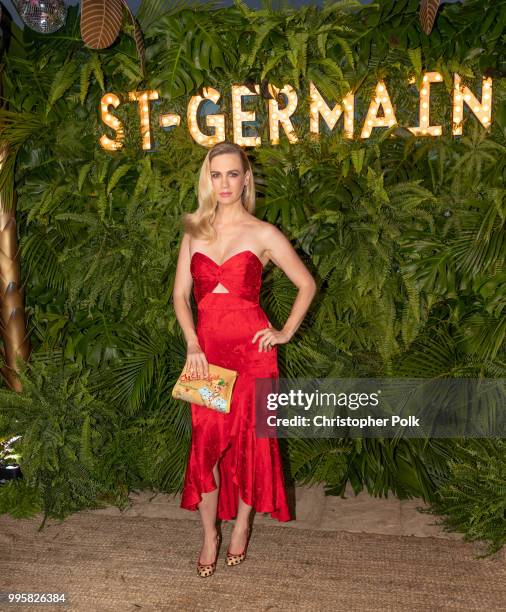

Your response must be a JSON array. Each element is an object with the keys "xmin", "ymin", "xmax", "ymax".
[{"xmin": 183, "ymin": 141, "xmax": 256, "ymax": 242}]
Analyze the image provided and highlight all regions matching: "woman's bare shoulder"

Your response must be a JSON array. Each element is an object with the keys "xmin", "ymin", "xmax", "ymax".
[
  {"xmin": 249, "ymin": 220, "xmax": 290, "ymax": 263},
  {"xmin": 247, "ymin": 218, "xmax": 278, "ymax": 233},
  {"xmin": 255, "ymin": 219, "xmax": 286, "ymax": 241},
  {"xmin": 241, "ymin": 218, "xmax": 280, "ymax": 242},
  {"xmin": 181, "ymin": 231, "xmax": 192, "ymax": 247}
]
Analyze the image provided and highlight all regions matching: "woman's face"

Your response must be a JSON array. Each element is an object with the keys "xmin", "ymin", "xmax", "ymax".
[{"xmin": 210, "ymin": 152, "xmax": 249, "ymax": 205}]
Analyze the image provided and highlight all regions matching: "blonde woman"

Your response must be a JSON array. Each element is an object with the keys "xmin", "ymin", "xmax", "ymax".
[{"xmin": 173, "ymin": 141, "xmax": 316, "ymax": 576}]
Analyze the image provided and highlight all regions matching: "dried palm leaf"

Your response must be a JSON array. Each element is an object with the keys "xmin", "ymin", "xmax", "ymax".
[
  {"xmin": 81, "ymin": 0, "xmax": 124, "ymax": 49},
  {"xmin": 420, "ymin": 0, "xmax": 442, "ymax": 35},
  {"xmin": 122, "ymin": 1, "xmax": 146, "ymax": 78}
]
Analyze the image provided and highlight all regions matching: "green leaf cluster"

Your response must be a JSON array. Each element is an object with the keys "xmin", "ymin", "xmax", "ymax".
[{"xmin": 0, "ymin": 0, "xmax": 504, "ymax": 553}]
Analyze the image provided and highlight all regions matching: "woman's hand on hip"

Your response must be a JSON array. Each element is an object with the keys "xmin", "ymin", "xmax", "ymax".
[
  {"xmin": 185, "ymin": 340, "xmax": 209, "ymax": 379},
  {"xmin": 252, "ymin": 321, "xmax": 291, "ymax": 352}
]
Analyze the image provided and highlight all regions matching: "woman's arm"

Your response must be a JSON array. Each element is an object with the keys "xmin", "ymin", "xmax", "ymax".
[
  {"xmin": 172, "ymin": 233, "xmax": 209, "ymax": 378},
  {"xmin": 252, "ymin": 224, "xmax": 317, "ymax": 352}
]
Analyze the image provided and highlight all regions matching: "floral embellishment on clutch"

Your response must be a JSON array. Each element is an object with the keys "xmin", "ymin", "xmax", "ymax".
[
  {"xmin": 196, "ymin": 377, "xmax": 230, "ymax": 412},
  {"xmin": 172, "ymin": 365, "xmax": 238, "ymax": 413},
  {"xmin": 211, "ymin": 396, "xmax": 228, "ymax": 412}
]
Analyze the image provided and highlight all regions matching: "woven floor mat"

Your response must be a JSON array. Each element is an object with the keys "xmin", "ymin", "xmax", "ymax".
[{"xmin": 1, "ymin": 512, "xmax": 505, "ymax": 611}]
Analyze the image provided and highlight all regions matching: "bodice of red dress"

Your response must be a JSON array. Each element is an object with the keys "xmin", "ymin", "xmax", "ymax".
[{"xmin": 190, "ymin": 249, "xmax": 262, "ymax": 305}]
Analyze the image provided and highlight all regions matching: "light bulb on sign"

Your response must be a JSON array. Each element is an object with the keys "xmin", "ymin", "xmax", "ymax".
[
  {"xmin": 268, "ymin": 84, "xmax": 299, "ymax": 145},
  {"xmin": 160, "ymin": 114, "xmax": 181, "ymax": 129},
  {"xmin": 128, "ymin": 90, "xmax": 159, "ymax": 150},
  {"xmin": 231, "ymin": 84, "xmax": 261, "ymax": 147},
  {"xmin": 359, "ymin": 80, "xmax": 397, "ymax": 139},
  {"xmin": 407, "ymin": 71, "xmax": 443, "ymax": 137},
  {"xmin": 309, "ymin": 82, "xmax": 354, "ymax": 139},
  {"xmin": 452, "ymin": 74, "xmax": 493, "ymax": 136},
  {"xmin": 99, "ymin": 93, "xmax": 124, "ymax": 151},
  {"xmin": 187, "ymin": 87, "xmax": 226, "ymax": 147}
]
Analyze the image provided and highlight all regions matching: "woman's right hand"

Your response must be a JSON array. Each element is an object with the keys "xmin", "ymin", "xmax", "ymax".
[{"xmin": 185, "ymin": 340, "xmax": 209, "ymax": 379}]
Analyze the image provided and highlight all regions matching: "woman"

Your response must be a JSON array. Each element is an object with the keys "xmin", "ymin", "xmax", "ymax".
[{"xmin": 172, "ymin": 141, "xmax": 316, "ymax": 577}]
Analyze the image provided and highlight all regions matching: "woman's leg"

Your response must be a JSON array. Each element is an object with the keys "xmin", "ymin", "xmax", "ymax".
[
  {"xmin": 197, "ymin": 461, "xmax": 220, "ymax": 564},
  {"xmin": 228, "ymin": 496, "xmax": 253, "ymax": 554}
]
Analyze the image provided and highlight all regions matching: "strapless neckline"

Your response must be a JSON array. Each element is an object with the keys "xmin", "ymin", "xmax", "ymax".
[{"xmin": 191, "ymin": 249, "xmax": 264, "ymax": 269}]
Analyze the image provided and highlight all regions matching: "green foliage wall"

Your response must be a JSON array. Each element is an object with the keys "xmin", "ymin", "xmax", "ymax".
[{"xmin": 0, "ymin": 0, "xmax": 504, "ymax": 554}]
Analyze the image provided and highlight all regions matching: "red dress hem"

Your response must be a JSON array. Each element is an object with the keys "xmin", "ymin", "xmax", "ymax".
[
  {"xmin": 180, "ymin": 432, "xmax": 293, "ymax": 522},
  {"xmin": 180, "ymin": 488, "xmax": 293, "ymax": 522}
]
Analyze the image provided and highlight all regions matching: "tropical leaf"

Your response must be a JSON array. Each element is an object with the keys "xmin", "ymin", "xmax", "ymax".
[
  {"xmin": 81, "ymin": 0, "xmax": 124, "ymax": 49},
  {"xmin": 122, "ymin": 0, "xmax": 146, "ymax": 77},
  {"xmin": 0, "ymin": 0, "xmax": 504, "ymax": 553},
  {"xmin": 136, "ymin": 0, "xmax": 195, "ymax": 31},
  {"xmin": 420, "ymin": 0, "xmax": 442, "ymax": 35}
]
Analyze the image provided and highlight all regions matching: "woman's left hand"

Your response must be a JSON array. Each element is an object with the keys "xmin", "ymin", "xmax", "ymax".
[{"xmin": 252, "ymin": 322, "xmax": 291, "ymax": 352}]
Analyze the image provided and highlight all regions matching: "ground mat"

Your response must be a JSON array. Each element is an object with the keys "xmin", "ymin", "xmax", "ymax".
[{"xmin": 1, "ymin": 512, "xmax": 505, "ymax": 611}]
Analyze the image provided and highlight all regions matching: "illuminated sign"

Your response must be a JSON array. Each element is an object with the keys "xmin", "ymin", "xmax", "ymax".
[{"xmin": 99, "ymin": 73, "xmax": 493, "ymax": 151}]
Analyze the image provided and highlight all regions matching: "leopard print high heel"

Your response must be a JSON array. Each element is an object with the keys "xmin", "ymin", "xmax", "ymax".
[
  {"xmin": 197, "ymin": 533, "xmax": 221, "ymax": 577},
  {"xmin": 225, "ymin": 527, "xmax": 251, "ymax": 566}
]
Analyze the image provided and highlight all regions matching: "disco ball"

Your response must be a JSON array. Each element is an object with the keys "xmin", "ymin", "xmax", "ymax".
[{"xmin": 15, "ymin": 0, "xmax": 67, "ymax": 34}]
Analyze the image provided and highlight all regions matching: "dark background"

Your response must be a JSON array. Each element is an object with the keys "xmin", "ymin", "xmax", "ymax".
[{"xmin": 1, "ymin": 0, "xmax": 461, "ymax": 30}]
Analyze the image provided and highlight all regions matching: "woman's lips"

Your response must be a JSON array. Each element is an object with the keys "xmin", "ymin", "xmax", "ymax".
[{"xmin": 220, "ymin": 192, "xmax": 232, "ymax": 196}]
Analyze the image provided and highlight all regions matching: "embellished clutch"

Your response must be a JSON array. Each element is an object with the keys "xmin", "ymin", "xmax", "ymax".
[{"xmin": 171, "ymin": 363, "xmax": 238, "ymax": 413}]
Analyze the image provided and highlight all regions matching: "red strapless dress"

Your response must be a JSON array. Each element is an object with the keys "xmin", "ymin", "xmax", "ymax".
[{"xmin": 180, "ymin": 249, "xmax": 292, "ymax": 522}]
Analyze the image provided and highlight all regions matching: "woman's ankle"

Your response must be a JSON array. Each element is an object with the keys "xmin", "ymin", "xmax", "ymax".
[{"xmin": 203, "ymin": 528, "xmax": 219, "ymax": 541}]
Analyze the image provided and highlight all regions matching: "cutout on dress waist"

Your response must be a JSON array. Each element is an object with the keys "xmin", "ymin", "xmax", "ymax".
[{"xmin": 211, "ymin": 282, "xmax": 229, "ymax": 293}]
